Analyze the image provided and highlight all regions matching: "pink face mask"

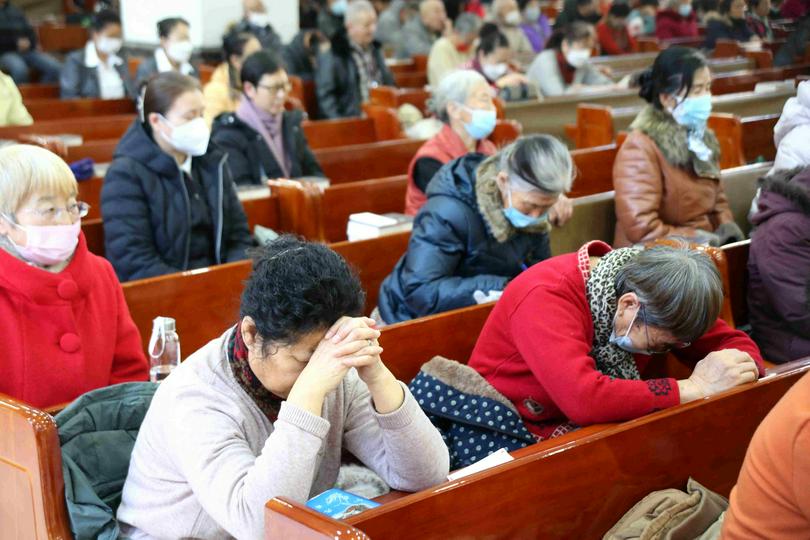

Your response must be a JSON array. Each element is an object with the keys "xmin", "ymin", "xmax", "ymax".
[{"xmin": 4, "ymin": 217, "xmax": 80, "ymax": 266}]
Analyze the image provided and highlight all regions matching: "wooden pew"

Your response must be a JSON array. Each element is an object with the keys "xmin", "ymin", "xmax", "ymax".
[
  {"xmin": 302, "ymin": 110, "xmax": 403, "ymax": 150},
  {"xmin": 264, "ymin": 358, "xmax": 810, "ymax": 539},
  {"xmin": 35, "ymin": 23, "xmax": 88, "ymax": 53},
  {"xmin": 0, "ymin": 114, "xmax": 135, "ymax": 142},
  {"xmin": 122, "ymin": 232, "xmax": 411, "ymax": 354},
  {"xmin": 315, "ymin": 139, "xmax": 424, "ymax": 183},
  {"xmin": 17, "ymin": 83, "xmax": 60, "ymax": 100},
  {"xmin": 711, "ymin": 63, "xmax": 810, "ymax": 94},
  {"xmin": 370, "ymin": 87, "xmax": 432, "ymax": 115},
  {"xmin": 393, "ymin": 71, "xmax": 428, "ymax": 89},
  {"xmin": 24, "ymin": 99, "xmax": 136, "ymax": 121},
  {"xmin": 722, "ymin": 239, "xmax": 751, "ymax": 328}
]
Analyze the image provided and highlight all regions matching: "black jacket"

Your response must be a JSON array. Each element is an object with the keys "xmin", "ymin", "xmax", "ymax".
[
  {"xmin": 315, "ymin": 31, "xmax": 395, "ymax": 119},
  {"xmin": 59, "ymin": 48, "xmax": 137, "ymax": 99},
  {"xmin": 101, "ymin": 120, "xmax": 252, "ymax": 282},
  {"xmin": 211, "ymin": 109, "xmax": 323, "ymax": 185},
  {"xmin": 775, "ymin": 16, "xmax": 810, "ymax": 66},
  {"xmin": 0, "ymin": 1, "xmax": 35, "ymax": 54},
  {"xmin": 377, "ymin": 153, "xmax": 551, "ymax": 324},
  {"xmin": 283, "ymin": 31, "xmax": 317, "ymax": 82},
  {"xmin": 231, "ymin": 19, "xmax": 283, "ymax": 51},
  {"xmin": 704, "ymin": 18, "xmax": 754, "ymax": 49}
]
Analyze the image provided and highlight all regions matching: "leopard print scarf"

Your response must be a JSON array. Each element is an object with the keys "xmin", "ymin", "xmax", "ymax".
[{"xmin": 586, "ymin": 247, "xmax": 644, "ymax": 380}]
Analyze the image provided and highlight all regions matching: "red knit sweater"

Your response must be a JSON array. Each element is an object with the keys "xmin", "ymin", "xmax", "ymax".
[
  {"xmin": 468, "ymin": 241, "xmax": 765, "ymax": 438},
  {"xmin": 596, "ymin": 21, "xmax": 638, "ymax": 55},
  {"xmin": 0, "ymin": 233, "xmax": 148, "ymax": 408}
]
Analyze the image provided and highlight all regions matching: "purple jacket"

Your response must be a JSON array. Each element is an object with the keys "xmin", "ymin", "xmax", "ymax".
[
  {"xmin": 521, "ymin": 15, "xmax": 552, "ymax": 53},
  {"xmin": 748, "ymin": 167, "xmax": 810, "ymax": 363}
]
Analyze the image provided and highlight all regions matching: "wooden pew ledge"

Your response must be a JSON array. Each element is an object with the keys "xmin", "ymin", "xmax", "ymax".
[{"xmin": 265, "ymin": 498, "xmax": 370, "ymax": 540}]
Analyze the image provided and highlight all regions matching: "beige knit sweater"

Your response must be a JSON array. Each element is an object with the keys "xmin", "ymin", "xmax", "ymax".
[{"xmin": 117, "ymin": 328, "xmax": 449, "ymax": 539}]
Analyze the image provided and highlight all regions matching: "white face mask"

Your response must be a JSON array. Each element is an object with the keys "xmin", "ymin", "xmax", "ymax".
[
  {"xmin": 159, "ymin": 116, "xmax": 210, "ymax": 157},
  {"xmin": 96, "ymin": 36, "xmax": 123, "ymax": 55},
  {"xmin": 564, "ymin": 48, "xmax": 591, "ymax": 68},
  {"xmin": 248, "ymin": 11, "xmax": 271, "ymax": 27},
  {"xmin": 504, "ymin": 10, "xmax": 522, "ymax": 25},
  {"xmin": 166, "ymin": 40, "xmax": 193, "ymax": 64},
  {"xmin": 482, "ymin": 62, "xmax": 508, "ymax": 81}
]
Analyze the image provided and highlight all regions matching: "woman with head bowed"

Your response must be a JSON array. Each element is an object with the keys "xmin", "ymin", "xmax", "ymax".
[
  {"xmin": 0, "ymin": 145, "xmax": 148, "ymax": 409},
  {"xmin": 404, "ymin": 69, "xmax": 498, "ymax": 216},
  {"xmin": 469, "ymin": 241, "xmax": 765, "ymax": 439},
  {"xmin": 379, "ymin": 134, "xmax": 575, "ymax": 325},
  {"xmin": 612, "ymin": 47, "xmax": 744, "ymax": 247},
  {"xmin": 117, "ymin": 236, "xmax": 449, "ymax": 540},
  {"xmin": 101, "ymin": 72, "xmax": 252, "ymax": 282},
  {"xmin": 465, "ymin": 23, "xmax": 532, "ymax": 101}
]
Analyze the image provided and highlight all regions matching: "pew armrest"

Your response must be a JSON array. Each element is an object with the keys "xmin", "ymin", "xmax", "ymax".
[{"xmin": 265, "ymin": 497, "xmax": 370, "ymax": 540}]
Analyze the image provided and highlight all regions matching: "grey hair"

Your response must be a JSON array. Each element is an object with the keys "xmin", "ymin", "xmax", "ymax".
[
  {"xmin": 490, "ymin": 134, "xmax": 575, "ymax": 194},
  {"xmin": 615, "ymin": 245, "xmax": 723, "ymax": 343},
  {"xmin": 429, "ymin": 69, "xmax": 489, "ymax": 123},
  {"xmin": 454, "ymin": 12, "xmax": 482, "ymax": 36},
  {"xmin": 345, "ymin": 0, "xmax": 376, "ymax": 23}
]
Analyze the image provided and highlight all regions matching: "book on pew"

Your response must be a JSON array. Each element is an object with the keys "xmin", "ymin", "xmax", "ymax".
[
  {"xmin": 347, "ymin": 212, "xmax": 414, "ymax": 241},
  {"xmin": 306, "ymin": 488, "xmax": 380, "ymax": 519},
  {"xmin": 446, "ymin": 448, "xmax": 514, "ymax": 482}
]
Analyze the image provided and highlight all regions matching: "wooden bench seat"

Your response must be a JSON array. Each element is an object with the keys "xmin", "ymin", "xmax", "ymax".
[
  {"xmin": 264, "ymin": 357, "xmax": 810, "ymax": 539},
  {"xmin": 0, "ymin": 114, "xmax": 135, "ymax": 143},
  {"xmin": 17, "ymin": 83, "xmax": 60, "ymax": 100},
  {"xmin": 24, "ymin": 98, "xmax": 136, "ymax": 121}
]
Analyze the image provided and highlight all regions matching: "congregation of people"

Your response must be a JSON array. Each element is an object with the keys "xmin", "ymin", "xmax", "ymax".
[{"xmin": 1, "ymin": 0, "xmax": 810, "ymax": 538}]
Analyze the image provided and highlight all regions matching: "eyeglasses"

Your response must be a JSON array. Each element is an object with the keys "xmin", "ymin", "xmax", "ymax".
[
  {"xmin": 640, "ymin": 305, "xmax": 691, "ymax": 355},
  {"xmin": 258, "ymin": 82, "xmax": 292, "ymax": 95},
  {"xmin": 18, "ymin": 201, "xmax": 90, "ymax": 220}
]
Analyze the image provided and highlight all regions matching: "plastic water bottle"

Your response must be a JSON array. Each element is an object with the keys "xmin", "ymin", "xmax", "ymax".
[{"xmin": 148, "ymin": 316, "xmax": 180, "ymax": 382}]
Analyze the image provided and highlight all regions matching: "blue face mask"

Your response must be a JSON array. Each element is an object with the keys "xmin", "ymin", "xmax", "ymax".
[
  {"xmin": 462, "ymin": 106, "xmax": 497, "ymax": 140},
  {"xmin": 503, "ymin": 185, "xmax": 548, "ymax": 229},
  {"xmin": 671, "ymin": 94, "xmax": 712, "ymax": 131},
  {"xmin": 678, "ymin": 3, "xmax": 693, "ymax": 16},
  {"xmin": 609, "ymin": 308, "xmax": 654, "ymax": 355},
  {"xmin": 331, "ymin": 0, "xmax": 348, "ymax": 16}
]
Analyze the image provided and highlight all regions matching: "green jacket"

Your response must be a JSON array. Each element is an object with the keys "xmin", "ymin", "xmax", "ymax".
[{"xmin": 55, "ymin": 382, "xmax": 158, "ymax": 540}]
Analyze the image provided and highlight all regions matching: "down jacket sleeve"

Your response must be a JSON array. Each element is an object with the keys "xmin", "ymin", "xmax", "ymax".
[
  {"xmin": 399, "ymin": 199, "xmax": 509, "ymax": 318},
  {"xmin": 613, "ymin": 132, "xmax": 703, "ymax": 243},
  {"xmin": 314, "ymin": 51, "xmax": 343, "ymax": 119},
  {"xmin": 101, "ymin": 158, "xmax": 183, "ymax": 281}
]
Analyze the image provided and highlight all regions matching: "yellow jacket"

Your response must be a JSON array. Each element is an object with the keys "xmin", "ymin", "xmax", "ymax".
[
  {"xmin": 0, "ymin": 72, "xmax": 33, "ymax": 127},
  {"xmin": 203, "ymin": 63, "xmax": 241, "ymax": 127}
]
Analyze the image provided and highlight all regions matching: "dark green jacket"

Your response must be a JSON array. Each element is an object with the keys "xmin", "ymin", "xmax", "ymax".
[{"xmin": 55, "ymin": 382, "xmax": 158, "ymax": 540}]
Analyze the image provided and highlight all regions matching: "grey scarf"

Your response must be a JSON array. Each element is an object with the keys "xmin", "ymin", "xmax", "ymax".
[{"xmin": 586, "ymin": 247, "xmax": 644, "ymax": 380}]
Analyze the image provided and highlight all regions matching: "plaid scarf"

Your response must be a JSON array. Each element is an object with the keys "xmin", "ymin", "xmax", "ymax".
[
  {"xmin": 227, "ymin": 321, "xmax": 283, "ymax": 422},
  {"xmin": 350, "ymin": 41, "xmax": 381, "ymax": 103},
  {"xmin": 585, "ymin": 246, "xmax": 644, "ymax": 380}
]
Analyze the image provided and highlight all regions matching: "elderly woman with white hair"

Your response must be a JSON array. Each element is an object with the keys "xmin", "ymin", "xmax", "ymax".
[
  {"xmin": 404, "ymin": 69, "xmax": 498, "ymax": 215},
  {"xmin": 469, "ymin": 242, "xmax": 765, "ymax": 439},
  {"xmin": 0, "ymin": 144, "xmax": 148, "ymax": 409},
  {"xmin": 379, "ymin": 134, "xmax": 574, "ymax": 324}
]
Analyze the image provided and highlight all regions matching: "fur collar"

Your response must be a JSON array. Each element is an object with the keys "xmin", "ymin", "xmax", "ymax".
[
  {"xmin": 630, "ymin": 105, "xmax": 721, "ymax": 178},
  {"xmin": 474, "ymin": 157, "xmax": 551, "ymax": 243},
  {"xmin": 420, "ymin": 356, "xmax": 518, "ymax": 413},
  {"xmin": 760, "ymin": 169, "xmax": 810, "ymax": 216}
]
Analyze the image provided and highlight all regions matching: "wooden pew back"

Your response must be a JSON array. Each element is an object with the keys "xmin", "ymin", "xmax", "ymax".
[
  {"xmin": 0, "ymin": 393, "xmax": 71, "ymax": 539},
  {"xmin": 315, "ymin": 140, "xmax": 424, "ymax": 183},
  {"xmin": 0, "ymin": 115, "xmax": 134, "ymax": 142},
  {"xmin": 24, "ymin": 99, "xmax": 136, "ymax": 121},
  {"xmin": 722, "ymin": 240, "xmax": 751, "ymax": 327}
]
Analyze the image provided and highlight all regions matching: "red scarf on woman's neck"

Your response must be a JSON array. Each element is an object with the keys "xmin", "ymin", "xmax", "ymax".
[
  {"xmin": 555, "ymin": 50, "xmax": 576, "ymax": 85},
  {"xmin": 228, "ymin": 321, "xmax": 284, "ymax": 422}
]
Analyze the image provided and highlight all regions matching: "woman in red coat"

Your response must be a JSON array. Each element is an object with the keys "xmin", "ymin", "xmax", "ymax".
[
  {"xmin": 596, "ymin": 3, "xmax": 639, "ymax": 55},
  {"xmin": 656, "ymin": 0, "xmax": 699, "ymax": 39},
  {"xmin": 0, "ymin": 144, "xmax": 148, "ymax": 409},
  {"xmin": 468, "ymin": 241, "xmax": 764, "ymax": 440}
]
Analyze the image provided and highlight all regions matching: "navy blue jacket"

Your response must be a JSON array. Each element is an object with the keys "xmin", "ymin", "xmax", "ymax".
[
  {"xmin": 377, "ymin": 153, "xmax": 551, "ymax": 324},
  {"xmin": 101, "ymin": 120, "xmax": 252, "ymax": 282}
]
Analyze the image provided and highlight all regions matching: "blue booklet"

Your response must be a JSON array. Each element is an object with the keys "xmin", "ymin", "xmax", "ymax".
[{"xmin": 306, "ymin": 488, "xmax": 380, "ymax": 520}]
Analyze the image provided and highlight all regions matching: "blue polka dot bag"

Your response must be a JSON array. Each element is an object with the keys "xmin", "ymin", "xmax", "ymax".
[{"xmin": 408, "ymin": 356, "xmax": 537, "ymax": 470}]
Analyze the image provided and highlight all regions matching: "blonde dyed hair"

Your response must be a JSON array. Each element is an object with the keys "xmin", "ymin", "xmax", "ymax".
[{"xmin": 0, "ymin": 144, "xmax": 77, "ymax": 216}]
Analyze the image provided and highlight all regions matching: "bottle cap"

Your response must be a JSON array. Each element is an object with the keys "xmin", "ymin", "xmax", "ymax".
[{"xmin": 152, "ymin": 316, "xmax": 176, "ymax": 332}]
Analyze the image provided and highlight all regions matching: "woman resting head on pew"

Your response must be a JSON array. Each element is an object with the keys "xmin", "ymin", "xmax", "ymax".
[
  {"xmin": 465, "ymin": 23, "xmax": 532, "ymax": 102},
  {"xmin": 612, "ymin": 47, "xmax": 745, "ymax": 247},
  {"xmin": 703, "ymin": 0, "xmax": 759, "ymax": 49},
  {"xmin": 378, "ymin": 134, "xmax": 574, "ymax": 324},
  {"xmin": 117, "ymin": 236, "xmax": 450, "ymax": 539},
  {"xmin": 0, "ymin": 144, "xmax": 148, "ymax": 409},
  {"xmin": 135, "ymin": 17, "xmax": 198, "ymax": 88},
  {"xmin": 59, "ymin": 10, "xmax": 137, "ymax": 100},
  {"xmin": 527, "ymin": 22, "xmax": 618, "ymax": 97},
  {"xmin": 211, "ymin": 51, "xmax": 324, "ymax": 186},
  {"xmin": 747, "ymin": 167, "xmax": 810, "ymax": 364},
  {"xmin": 468, "ymin": 241, "xmax": 765, "ymax": 439},
  {"xmin": 101, "ymin": 72, "xmax": 252, "ymax": 282},
  {"xmin": 201, "ymin": 31, "xmax": 261, "ymax": 127},
  {"xmin": 404, "ymin": 69, "xmax": 498, "ymax": 215}
]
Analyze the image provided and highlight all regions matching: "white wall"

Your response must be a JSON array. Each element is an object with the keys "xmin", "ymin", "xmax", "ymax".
[{"xmin": 121, "ymin": 0, "xmax": 299, "ymax": 48}]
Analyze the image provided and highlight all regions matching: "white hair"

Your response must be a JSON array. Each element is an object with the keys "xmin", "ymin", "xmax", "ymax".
[
  {"xmin": 429, "ymin": 69, "xmax": 490, "ymax": 123},
  {"xmin": 498, "ymin": 134, "xmax": 575, "ymax": 194},
  {"xmin": 0, "ymin": 144, "xmax": 77, "ymax": 216},
  {"xmin": 345, "ymin": 0, "xmax": 376, "ymax": 23}
]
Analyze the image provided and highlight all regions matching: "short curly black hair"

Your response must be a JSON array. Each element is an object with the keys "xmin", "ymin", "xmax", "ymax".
[{"xmin": 240, "ymin": 236, "xmax": 365, "ymax": 350}]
